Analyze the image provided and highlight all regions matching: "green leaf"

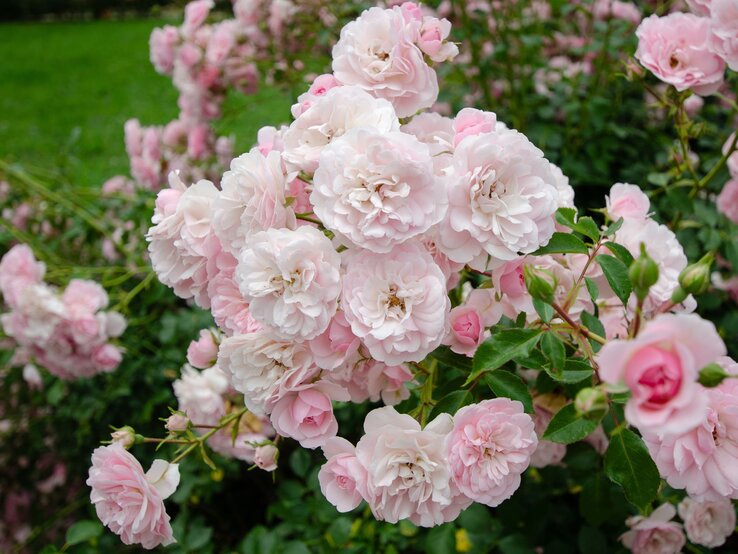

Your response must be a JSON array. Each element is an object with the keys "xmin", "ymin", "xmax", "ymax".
[
  {"xmin": 604, "ymin": 242, "xmax": 634, "ymax": 266},
  {"xmin": 429, "ymin": 390, "xmax": 474, "ymax": 420},
  {"xmin": 65, "ymin": 520, "xmax": 103, "ymax": 547},
  {"xmin": 513, "ymin": 349, "xmax": 547, "ymax": 370},
  {"xmin": 546, "ymin": 359, "xmax": 594, "ymax": 384},
  {"xmin": 541, "ymin": 332, "xmax": 566, "ymax": 372},
  {"xmin": 596, "ymin": 254, "xmax": 633, "ymax": 305},
  {"xmin": 581, "ymin": 311, "xmax": 606, "ymax": 352},
  {"xmin": 604, "ymin": 427, "xmax": 660, "ymax": 511},
  {"xmin": 555, "ymin": 208, "xmax": 601, "ymax": 241},
  {"xmin": 579, "ymin": 473, "xmax": 613, "ymax": 527},
  {"xmin": 290, "ymin": 448, "xmax": 311, "ymax": 478},
  {"xmin": 584, "ymin": 277, "xmax": 599, "ymax": 301},
  {"xmin": 603, "ymin": 217, "xmax": 624, "ymax": 237},
  {"xmin": 425, "ymin": 524, "xmax": 455, "ymax": 554},
  {"xmin": 532, "ymin": 232, "xmax": 589, "ymax": 255},
  {"xmin": 532, "ymin": 298, "xmax": 554, "ymax": 322},
  {"xmin": 283, "ymin": 543, "xmax": 311, "ymax": 554},
  {"xmin": 542, "ymin": 404, "xmax": 600, "ymax": 444},
  {"xmin": 431, "ymin": 346, "xmax": 473, "ymax": 372},
  {"xmin": 485, "ymin": 371, "xmax": 533, "ymax": 413},
  {"xmin": 469, "ymin": 329, "xmax": 542, "ymax": 384}
]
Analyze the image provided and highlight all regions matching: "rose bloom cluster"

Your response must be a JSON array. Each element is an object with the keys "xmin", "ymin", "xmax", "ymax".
[
  {"xmin": 171, "ymin": 328, "xmax": 277, "ymax": 466},
  {"xmin": 0, "ymin": 244, "xmax": 126, "ymax": 380},
  {"xmin": 140, "ymin": 1, "xmax": 577, "ymax": 528}
]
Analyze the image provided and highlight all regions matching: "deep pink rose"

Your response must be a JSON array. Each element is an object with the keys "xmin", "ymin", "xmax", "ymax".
[{"xmin": 598, "ymin": 313, "xmax": 725, "ymax": 434}]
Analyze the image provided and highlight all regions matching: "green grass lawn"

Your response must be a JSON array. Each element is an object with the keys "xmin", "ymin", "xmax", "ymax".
[{"xmin": 0, "ymin": 19, "xmax": 293, "ymax": 187}]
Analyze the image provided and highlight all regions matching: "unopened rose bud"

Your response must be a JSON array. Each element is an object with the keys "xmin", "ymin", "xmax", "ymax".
[
  {"xmin": 254, "ymin": 444, "xmax": 278, "ymax": 472},
  {"xmin": 523, "ymin": 265, "xmax": 556, "ymax": 304},
  {"xmin": 698, "ymin": 362, "xmax": 729, "ymax": 388},
  {"xmin": 629, "ymin": 243, "xmax": 659, "ymax": 301},
  {"xmin": 166, "ymin": 414, "xmax": 189, "ymax": 432},
  {"xmin": 574, "ymin": 387, "xmax": 608, "ymax": 420},
  {"xmin": 678, "ymin": 252, "xmax": 714, "ymax": 296},
  {"xmin": 110, "ymin": 426, "xmax": 136, "ymax": 448}
]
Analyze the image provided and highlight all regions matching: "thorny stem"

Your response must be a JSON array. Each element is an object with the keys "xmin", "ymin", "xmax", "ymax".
[
  {"xmin": 562, "ymin": 239, "xmax": 603, "ymax": 312},
  {"xmin": 170, "ymin": 407, "xmax": 250, "ymax": 465},
  {"xmin": 295, "ymin": 212, "xmax": 323, "ymax": 226},
  {"xmin": 551, "ymin": 302, "xmax": 607, "ymax": 345}
]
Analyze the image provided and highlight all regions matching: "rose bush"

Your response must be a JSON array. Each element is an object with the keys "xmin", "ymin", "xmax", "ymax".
[{"xmin": 2, "ymin": 0, "xmax": 738, "ymax": 552}]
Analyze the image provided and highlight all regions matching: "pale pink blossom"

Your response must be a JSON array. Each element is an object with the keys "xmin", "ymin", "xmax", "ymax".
[
  {"xmin": 613, "ymin": 218, "xmax": 688, "ymax": 312},
  {"xmin": 598, "ymin": 313, "xmax": 725, "ymax": 435},
  {"xmin": 149, "ymin": 25, "xmax": 179, "ymax": 74},
  {"xmin": 355, "ymin": 406, "xmax": 471, "ymax": 526},
  {"xmin": 327, "ymin": 357, "xmax": 413, "ymax": 406},
  {"xmin": 684, "ymin": 94, "xmax": 704, "ymax": 117},
  {"xmin": 332, "ymin": 6, "xmax": 439, "ymax": 117},
  {"xmin": 283, "ymin": 85, "xmax": 399, "ymax": 175},
  {"xmin": 207, "ymin": 250, "xmax": 260, "ymax": 336},
  {"xmin": 290, "ymin": 73, "xmax": 342, "ymax": 118},
  {"xmin": 87, "ymin": 444, "xmax": 179, "ymax": 550},
  {"xmin": 312, "ymin": 128, "xmax": 446, "ymax": 253},
  {"xmin": 269, "ymin": 381, "xmax": 349, "ymax": 448},
  {"xmin": 606, "ymin": 183, "xmax": 650, "ymax": 221},
  {"xmin": 341, "ymin": 243, "xmax": 449, "ymax": 365},
  {"xmin": 236, "ymin": 226, "xmax": 342, "ymax": 341},
  {"xmin": 635, "ymin": 13, "xmax": 725, "ymax": 95},
  {"xmin": 0, "ymin": 244, "xmax": 45, "ymax": 309},
  {"xmin": 217, "ymin": 330, "xmax": 316, "ymax": 416},
  {"xmin": 319, "ymin": 437, "xmax": 367, "ymax": 512},
  {"xmin": 443, "ymin": 306, "xmax": 485, "ymax": 357},
  {"xmin": 183, "ymin": 0, "xmax": 213, "ymax": 35},
  {"xmin": 147, "ymin": 173, "xmax": 221, "ymax": 308},
  {"xmin": 308, "ymin": 311, "xmax": 361, "ymax": 371},
  {"xmin": 686, "ymin": 0, "xmax": 712, "ymax": 16},
  {"xmin": 644, "ymin": 363, "xmax": 738, "ymax": 500},
  {"xmin": 446, "ymin": 399, "xmax": 537, "ymax": 507},
  {"xmin": 401, "ymin": 112, "xmax": 454, "ymax": 175},
  {"xmin": 438, "ymin": 127, "xmax": 560, "ymax": 270},
  {"xmin": 678, "ymin": 496, "xmax": 735, "ymax": 547},
  {"xmin": 186, "ymin": 329, "xmax": 219, "ymax": 369},
  {"xmin": 417, "ymin": 15, "xmax": 458, "ymax": 62},
  {"xmin": 173, "ymin": 364, "xmax": 229, "ymax": 425},
  {"xmin": 620, "ymin": 503, "xmax": 686, "ymax": 554},
  {"xmin": 717, "ymin": 178, "xmax": 738, "ymax": 224},
  {"xmin": 212, "ymin": 149, "xmax": 296, "ymax": 256},
  {"xmin": 709, "ymin": 0, "xmax": 738, "ymax": 71},
  {"xmin": 254, "ymin": 444, "xmax": 278, "ymax": 471},
  {"xmin": 452, "ymin": 108, "xmax": 496, "ymax": 147}
]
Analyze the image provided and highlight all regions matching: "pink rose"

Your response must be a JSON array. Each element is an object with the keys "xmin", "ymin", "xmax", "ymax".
[
  {"xmin": 683, "ymin": 94, "xmax": 704, "ymax": 117},
  {"xmin": 620, "ymin": 503, "xmax": 686, "ymax": 554},
  {"xmin": 643, "ymin": 366, "xmax": 738, "ymax": 501},
  {"xmin": 269, "ymin": 381, "xmax": 348, "ymax": 448},
  {"xmin": 417, "ymin": 16, "xmax": 458, "ymax": 63},
  {"xmin": 319, "ymin": 437, "xmax": 367, "ymax": 512},
  {"xmin": 62, "ymin": 279, "xmax": 109, "ymax": 315},
  {"xmin": 87, "ymin": 444, "xmax": 179, "ymax": 550},
  {"xmin": 678, "ymin": 496, "xmax": 735, "ymax": 547},
  {"xmin": 341, "ymin": 243, "xmax": 450, "ymax": 365},
  {"xmin": 186, "ymin": 329, "xmax": 219, "ymax": 369},
  {"xmin": 0, "ymin": 244, "xmax": 46, "ymax": 309},
  {"xmin": 709, "ymin": 0, "xmax": 738, "ymax": 71},
  {"xmin": 605, "ymin": 183, "xmax": 651, "ymax": 221},
  {"xmin": 308, "ymin": 311, "xmax": 361, "ymax": 371},
  {"xmin": 92, "ymin": 345, "xmax": 123, "ymax": 371},
  {"xmin": 446, "ymin": 398, "xmax": 537, "ymax": 507},
  {"xmin": 452, "ymin": 108, "xmax": 496, "ymax": 147},
  {"xmin": 444, "ymin": 306, "xmax": 485, "ymax": 357},
  {"xmin": 183, "ymin": 0, "xmax": 213, "ymax": 35},
  {"xmin": 254, "ymin": 444, "xmax": 279, "ymax": 472},
  {"xmin": 332, "ymin": 6, "xmax": 439, "ymax": 117},
  {"xmin": 635, "ymin": 13, "xmax": 725, "ymax": 95},
  {"xmin": 717, "ymin": 178, "xmax": 738, "ymax": 224},
  {"xmin": 598, "ymin": 313, "xmax": 725, "ymax": 434},
  {"xmin": 149, "ymin": 25, "xmax": 179, "ymax": 74},
  {"xmin": 355, "ymin": 406, "xmax": 471, "ymax": 527}
]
